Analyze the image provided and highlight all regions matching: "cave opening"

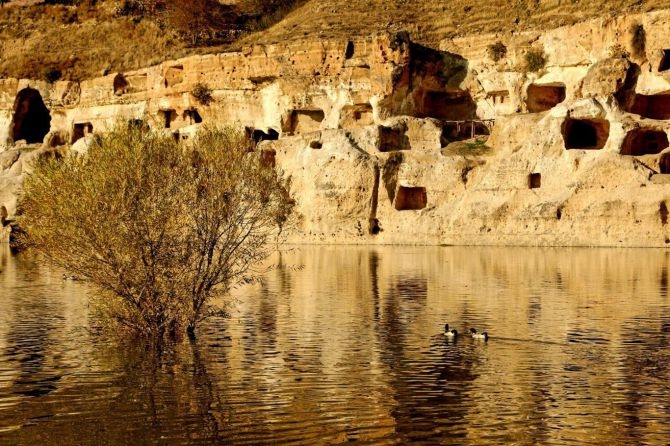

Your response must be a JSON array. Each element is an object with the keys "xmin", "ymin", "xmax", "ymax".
[
  {"xmin": 660, "ymin": 153, "xmax": 670, "ymax": 173},
  {"xmin": 620, "ymin": 128, "xmax": 669, "ymax": 156},
  {"xmin": 659, "ymin": 50, "xmax": 670, "ymax": 72},
  {"xmin": 395, "ymin": 186, "xmax": 427, "ymax": 211},
  {"xmin": 113, "ymin": 73, "xmax": 129, "ymax": 96},
  {"xmin": 418, "ymin": 89, "xmax": 476, "ymax": 120},
  {"xmin": 158, "ymin": 109, "xmax": 177, "ymax": 129},
  {"xmin": 11, "ymin": 88, "xmax": 51, "ymax": 144},
  {"xmin": 562, "ymin": 118, "xmax": 610, "ymax": 150},
  {"xmin": 285, "ymin": 109, "xmax": 325, "ymax": 134},
  {"xmin": 71, "ymin": 122, "xmax": 93, "ymax": 144},
  {"xmin": 529, "ymin": 173, "xmax": 542, "ymax": 189},
  {"xmin": 379, "ymin": 125, "xmax": 411, "ymax": 152},
  {"xmin": 526, "ymin": 83, "xmax": 566, "ymax": 113},
  {"xmin": 183, "ymin": 108, "xmax": 203, "ymax": 124},
  {"xmin": 628, "ymin": 93, "xmax": 670, "ymax": 120},
  {"xmin": 246, "ymin": 127, "xmax": 279, "ymax": 143}
]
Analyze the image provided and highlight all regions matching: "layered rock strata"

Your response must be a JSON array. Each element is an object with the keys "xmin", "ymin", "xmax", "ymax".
[{"xmin": 4, "ymin": 11, "xmax": 670, "ymax": 246}]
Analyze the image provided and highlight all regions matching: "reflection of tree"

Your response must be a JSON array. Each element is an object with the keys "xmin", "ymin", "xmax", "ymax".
[{"xmin": 617, "ymin": 311, "xmax": 670, "ymax": 444}]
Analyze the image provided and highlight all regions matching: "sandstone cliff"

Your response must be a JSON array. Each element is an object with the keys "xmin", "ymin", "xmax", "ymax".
[{"xmin": 4, "ymin": 10, "xmax": 670, "ymax": 246}]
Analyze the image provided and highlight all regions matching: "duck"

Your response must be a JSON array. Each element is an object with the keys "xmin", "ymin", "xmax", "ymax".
[
  {"xmin": 469, "ymin": 328, "xmax": 489, "ymax": 341},
  {"xmin": 444, "ymin": 323, "xmax": 458, "ymax": 338}
]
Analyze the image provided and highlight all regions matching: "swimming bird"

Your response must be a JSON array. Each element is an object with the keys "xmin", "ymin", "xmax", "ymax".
[
  {"xmin": 444, "ymin": 324, "xmax": 458, "ymax": 338},
  {"xmin": 469, "ymin": 328, "xmax": 489, "ymax": 341}
]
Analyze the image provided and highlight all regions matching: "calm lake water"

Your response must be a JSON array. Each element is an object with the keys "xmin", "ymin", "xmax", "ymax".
[{"xmin": 1, "ymin": 244, "xmax": 670, "ymax": 445}]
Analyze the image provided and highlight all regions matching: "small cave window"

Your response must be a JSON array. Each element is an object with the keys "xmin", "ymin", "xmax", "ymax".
[
  {"xmin": 11, "ymin": 88, "xmax": 51, "ymax": 144},
  {"xmin": 395, "ymin": 186, "xmax": 427, "ymax": 211},
  {"xmin": 526, "ymin": 83, "xmax": 566, "ymax": 113},
  {"xmin": 561, "ymin": 118, "xmax": 610, "ymax": 150},
  {"xmin": 620, "ymin": 128, "xmax": 669, "ymax": 156},
  {"xmin": 158, "ymin": 109, "xmax": 177, "ymax": 129},
  {"xmin": 71, "ymin": 122, "xmax": 93, "ymax": 144},
  {"xmin": 345, "ymin": 41, "xmax": 355, "ymax": 59},
  {"xmin": 113, "ymin": 73, "xmax": 129, "ymax": 96},
  {"xmin": 659, "ymin": 50, "xmax": 670, "ymax": 72},
  {"xmin": 529, "ymin": 173, "xmax": 542, "ymax": 189}
]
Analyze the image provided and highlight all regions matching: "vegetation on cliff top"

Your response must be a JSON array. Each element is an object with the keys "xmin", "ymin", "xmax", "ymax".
[
  {"xmin": 17, "ymin": 126, "xmax": 294, "ymax": 340},
  {"xmin": 0, "ymin": 0, "xmax": 669, "ymax": 81},
  {"xmin": 0, "ymin": 0, "xmax": 306, "ymax": 81}
]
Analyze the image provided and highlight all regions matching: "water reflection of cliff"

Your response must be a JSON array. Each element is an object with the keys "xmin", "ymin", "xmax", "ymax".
[
  {"xmin": 1, "ymin": 245, "xmax": 670, "ymax": 444},
  {"xmin": 228, "ymin": 246, "xmax": 670, "ymax": 444}
]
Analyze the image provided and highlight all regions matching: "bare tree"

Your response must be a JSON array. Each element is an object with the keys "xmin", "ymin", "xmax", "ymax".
[{"xmin": 18, "ymin": 127, "xmax": 294, "ymax": 340}]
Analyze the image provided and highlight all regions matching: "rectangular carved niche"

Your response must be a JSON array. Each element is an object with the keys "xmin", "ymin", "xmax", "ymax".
[
  {"xmin": 164, "ymin": 65, "xmax": 184, "ymax": 88},
  {"xmin": 286, "ymin": 110, "xmax": 325, "ymax": 134},
  {"xmin": 395, "ymin": 186, "xmax": 427, "ymax": 210},
  {"xmin": 529, "ymin": 173, "xmax": 541, "ymax": 189}
]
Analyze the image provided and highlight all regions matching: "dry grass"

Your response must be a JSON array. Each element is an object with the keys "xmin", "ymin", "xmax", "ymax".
[
  {"xmin": 0, "ymin": 0, "xmax": 304, "ymax": 81},
  {"xmin": 241, "ymin": 0, "xmax": 670, "ymax": 48},
  {"xmin": 1, "ymin": 0, "xmax": 670, "ymax": 80}
]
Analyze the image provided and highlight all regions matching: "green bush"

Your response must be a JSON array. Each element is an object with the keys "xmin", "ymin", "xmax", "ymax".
[
  {"xmin": 191, "ymin": 82, "xmax": 213, "ymax": 105},
  {"xmin": 18, "ymin": 126, "xmax": 294, "ymax": 341},
  {"xmin": 524, "ymin": 47, "xmax": 546, "ymax": 72},
  {"xmin": 487, "ymin": 41, "xmax": 507, "ymax": 62}
]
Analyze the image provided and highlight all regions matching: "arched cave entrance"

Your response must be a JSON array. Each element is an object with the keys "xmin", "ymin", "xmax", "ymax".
[
  {"xmin": 620, "ymin": 128, "xmax": 669, "ymax": 156},
  {"xmin": 526, "ymin": 83, "xmax": 566, "ymax": 113},
  {"xmin": 12, "ymin": 88, "xmax": 51, "ymax": 144},
  {"xmin": 561, "ymin": 118, "xmax": 610, "ymax": 150}
]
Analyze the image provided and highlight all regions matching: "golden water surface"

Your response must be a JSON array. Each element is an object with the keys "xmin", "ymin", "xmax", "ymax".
[{"xmin": 1, "ymin": 244, "xmax": 669, "ymax": 445}]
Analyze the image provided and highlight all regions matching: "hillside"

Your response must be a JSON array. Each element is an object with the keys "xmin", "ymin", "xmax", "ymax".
[
  {"xmin": 248, "ymin": 0, "xmax": 670, "ymax": 47},
  {"xmin": 2, "ymin": 0, "xmax": 670, "ymax": 82}
]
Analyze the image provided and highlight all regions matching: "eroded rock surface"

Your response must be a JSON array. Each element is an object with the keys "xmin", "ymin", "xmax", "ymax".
[{"xmin": 5, "ymin": 11, "xmax": 670, "ymax": 246}]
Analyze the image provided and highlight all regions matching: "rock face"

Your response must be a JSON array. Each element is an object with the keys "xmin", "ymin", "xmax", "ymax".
[{"xmin": 4, "ymin": 11, "xmax": 670, "ymax": 246}]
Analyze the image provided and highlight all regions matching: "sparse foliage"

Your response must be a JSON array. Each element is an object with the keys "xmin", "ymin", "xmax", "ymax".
[
  {"xmin": 608, "ymin": 43, "xmax": 630, "ymax": 59},
  {"xmin": 191, "ymin": 82, "xmax": 213, "ymax": 105},
  {"xmin": 487, "ymin": 41, "xmax": 507, "ymax": 62},
  {"xmin": 524, "ymin": 47, "xmax": 546, "ymax": 72},
  {"xmin": 18, "ymin": 126, "xmax": 294, "ymax": 341}
]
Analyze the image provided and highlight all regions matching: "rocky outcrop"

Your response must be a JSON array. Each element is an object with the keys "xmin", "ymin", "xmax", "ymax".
[{"xmin": 5, "ymin": 10, "xmax": 670, "ymax": 246}]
